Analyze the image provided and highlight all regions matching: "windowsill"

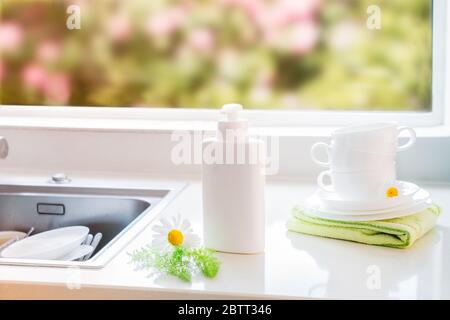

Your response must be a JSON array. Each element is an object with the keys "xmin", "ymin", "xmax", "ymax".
[
  {"xmin": 1, "ymin": 115, "xmax": 449, "ymax": 138},
  {"xmin": 1, "ymin": 112, "xmax": 449, "ymax": 183}
]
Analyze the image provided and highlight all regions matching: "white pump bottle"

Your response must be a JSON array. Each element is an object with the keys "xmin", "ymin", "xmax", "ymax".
[{"xmin": 202, "ymin": 104, "xmax": 266, "ymax": 254}]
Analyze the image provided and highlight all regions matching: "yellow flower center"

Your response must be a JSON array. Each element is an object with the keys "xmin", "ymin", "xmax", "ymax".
[
  {"xmin": 386, "ymin": 187, "xmax": 399, "ymax": 198},
  {"xmin": 168, "ymin": 229, "xmax": 184, "ymax": 246}
]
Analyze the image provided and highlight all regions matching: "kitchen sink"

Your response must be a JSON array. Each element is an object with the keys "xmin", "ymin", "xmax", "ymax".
[{"xmin": 0, "ymin": 181, "xmax": 186, "ymax": 268}]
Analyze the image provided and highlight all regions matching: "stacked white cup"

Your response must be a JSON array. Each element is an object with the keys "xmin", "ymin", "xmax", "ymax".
[{"xmin": 311, "ymin": 123, "xmax": 416, "ymax": 201}]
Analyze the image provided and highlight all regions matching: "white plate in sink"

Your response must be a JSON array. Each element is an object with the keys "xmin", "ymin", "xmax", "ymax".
[
  {"xmin": 60, "ymin": 244, "xmax": 94, "ymax": 261},
  {"xmin": 0, "ymin": 226, "xmax": 89, "ymax": 260}
]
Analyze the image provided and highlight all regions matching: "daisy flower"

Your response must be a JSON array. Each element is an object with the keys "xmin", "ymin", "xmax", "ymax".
[
  {"xmin": 151, "ymin": 214, "xmax": 200, "ymax": 251},
  {"xmin": 386, "ymin": 187, "xmax": 399, "ymax": 198}
]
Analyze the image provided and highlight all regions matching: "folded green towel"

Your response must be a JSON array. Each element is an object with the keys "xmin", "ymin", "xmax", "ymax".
[{"xmin": 287, "ymin": 204, "xmax": 442, "ymax": 249}]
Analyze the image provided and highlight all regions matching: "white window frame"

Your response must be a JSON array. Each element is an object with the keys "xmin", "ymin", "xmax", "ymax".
[{"xmin": 0, "ymin": 0, "xmax": 448, "ymax": 129}]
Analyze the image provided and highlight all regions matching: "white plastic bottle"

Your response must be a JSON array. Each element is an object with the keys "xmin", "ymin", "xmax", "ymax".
[{"xmin": 202, "ymin": 104, "xmax": 265, "ymax": 254}]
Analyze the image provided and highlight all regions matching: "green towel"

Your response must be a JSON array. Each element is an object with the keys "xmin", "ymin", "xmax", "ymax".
[{"xmin": 287, "ymin": 204, "xmax": 442, "ymax": 249}]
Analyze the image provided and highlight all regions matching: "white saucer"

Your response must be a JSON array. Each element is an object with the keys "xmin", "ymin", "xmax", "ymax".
[
  {"xmin": 306, "ymin": 198, "xmax": 433, "ymax": 221},
  {"xmin": 305, "ymin": 188, "xmax": 430, "ymax": 216},
  {"xmin": 313, "ymin": 181, "xmax": 421, "ymax": 212}
]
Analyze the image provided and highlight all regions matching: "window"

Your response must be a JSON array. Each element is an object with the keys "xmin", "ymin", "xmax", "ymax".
[{"xmin": 0, "ymin": 0, "xmax": 440, "ymax": 116}]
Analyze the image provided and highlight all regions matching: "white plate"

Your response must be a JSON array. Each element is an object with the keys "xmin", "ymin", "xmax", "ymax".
[
  {"xmin": 307, "ymin": 198, "xmax": 433, "ymax": 221},
  {"xmin": 305, "ymin": 188, "xmax": 430, "ymax": 216},
  {"xmin": 315, "ymin": 181, "xmax": 420, "ymax": 212},
  {"xmin": 0, "ymin": 226, "xmax": 89, "ymax": 260},
  {"xmin": 60, "ymin": 245, "xmax": 94, "ymax": 261},
  {"xmin": 307, "ymin": 188, "xmax": 430, "ymax": 216}
]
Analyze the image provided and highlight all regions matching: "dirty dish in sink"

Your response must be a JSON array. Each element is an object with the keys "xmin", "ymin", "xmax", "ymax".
[{"xmin": 0, "ymin": 226, "xmax": 89, "ymax": 260}]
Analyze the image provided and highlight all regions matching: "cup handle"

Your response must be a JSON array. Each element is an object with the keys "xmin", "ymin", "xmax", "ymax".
[
  {"xmin": 397, "ymin": 127, "xmax": 416, "ymax": 152},
  {"xmin": 317, "ymin": 170, "xmax": 334, "ymax": 193},
  {"xmin": 311, "ymin": 142, "xmax": 331, "ymax": 167}
]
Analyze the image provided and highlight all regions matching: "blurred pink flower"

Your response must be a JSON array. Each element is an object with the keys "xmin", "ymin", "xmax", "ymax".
[
  {"xmin": 187, "ymin": 29, "xmax": 215, "ymax": 54},
  {"xmin": 253, "ymin": 4, "xmax": 286, "ymax": 31},
  {"xmin": 242, "ymin": 0, "xmax": 266, "ymax": 18},
  {"xmin": 43, "ymin": 73, "xmax": 71, "ymax": 104},
  {"xmin": 145, "ymin": 7, "xmax": 186, "ymax": 38},
  {"xmin": 22, "ymin": 64, "xmax": 71, "ymax": 103},
  {"xmin": 0, "ymin": 22, "xmax": 24, "ymax": 52},
  {"xmin": 287, "ymin": 22, "xmax": 320, "ymax": 55},
  {"xmin": 278, "ymin": 0, "xmax": 321, "ymax": 21},
  {"xmin": 107, "ymin": 14, "xmax": 132, "ymax": 42},
  {"xmin": 37, "ymin": 41, "xmax": 62, "ymax": 63},
  {"xmin": 250, "ymin": 0, "xmax": 321, "ymax": 40},
  {"xmin": 22, "ymin": 64, "xmax": 48, "ymax": 91}
]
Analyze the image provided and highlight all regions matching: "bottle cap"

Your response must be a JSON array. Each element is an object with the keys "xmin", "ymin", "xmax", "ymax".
[{"xmin": 218, "ymin": 103, "xmax": 248, "ymax": 140}]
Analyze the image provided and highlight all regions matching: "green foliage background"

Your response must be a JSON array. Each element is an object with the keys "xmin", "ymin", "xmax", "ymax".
[{"xmin": 0, "ymin": 0, "xmax": 432, "ymax": 111}]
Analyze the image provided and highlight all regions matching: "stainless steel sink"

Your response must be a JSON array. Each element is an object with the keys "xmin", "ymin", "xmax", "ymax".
[{"xmin": 0, "ymin": 181, "xmax": 186, "ymax": 268}]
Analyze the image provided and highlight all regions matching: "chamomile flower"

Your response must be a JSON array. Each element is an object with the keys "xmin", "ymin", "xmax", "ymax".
[
  {"xmin": 151, "ymin": 214, "xmax": 200, "ymax": 251},
  {"xmin": 386, "ymin": 187, "xmax": 399, "ymax": 198}
]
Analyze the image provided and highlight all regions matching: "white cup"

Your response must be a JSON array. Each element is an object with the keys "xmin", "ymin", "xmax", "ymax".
[
  {"xmin": 317, "ymin": 167, "xmax": 396, "ymax": 201},
  {"xmin": 311, "ymin": 142, "xmax": 396, "ymax": 172},
  {"xmin": 311, "ymin": 122, "xmax": 416, "ymax": 171},
  {"xmin": 331, "ymin": 122, "xmax": 416, "ymax": 154}
]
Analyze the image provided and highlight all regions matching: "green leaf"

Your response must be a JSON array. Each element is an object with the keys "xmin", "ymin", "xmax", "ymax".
[
  {"xmin": 129, "ymin": 246, "xmax": 220, "ymax": 282},
  {"xmin": 189, "ymin": 248, "xmax": 221, "ymax": 278}
]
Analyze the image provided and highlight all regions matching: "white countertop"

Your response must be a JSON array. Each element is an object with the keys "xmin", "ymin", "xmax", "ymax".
[{"xmin": 0, "ymin": 174, "xmax": 449, "ymax": 299}]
